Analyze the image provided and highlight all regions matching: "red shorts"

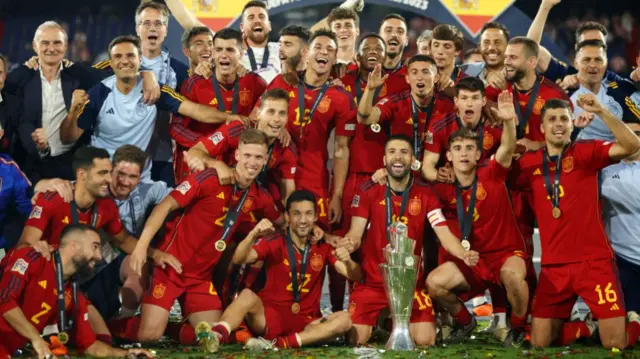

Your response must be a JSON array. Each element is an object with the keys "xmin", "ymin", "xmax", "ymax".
[
  {"xmin": 296, "ymin": 181, "xmax": 330, "ymax": 230},
  {"xmin": 348, "ymin": 284, "xmax": 435, "ymax": 326},
  {"xmin": 142, "ymin": 268, "xmax": 222, "ymax": 315},
  {"xmin": 262, "ymin": 302, "xmax": 317, "ymax": 340},
  {"xmin": 532, "ymin": 258, "xmax": 625, "ymax": 320}
]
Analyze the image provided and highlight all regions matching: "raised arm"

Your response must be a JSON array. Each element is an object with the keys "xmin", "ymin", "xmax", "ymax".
[
  {"xmin": 491, "ymin": 90, "xmax": 518, "ymax": 168},
  {"xmin": 421, "ymin": 150, "xmax": 441, "ymax": 182},
  {"xmin": 330, "ymin": 135, "xmax": 351, "ymax": 224},
  {"xmin": 526, "ymin": 0, "xmax": 561, "ymax": 73},
  {"xmin": 60, "ymin": 89, "xmax": 90, "ymax": 144},
  {"xmin": 357, "ymin": 64, "xmax": 388, "ymax": 124},
  {"xmin": 232, "ymin": 219, "xmax": 275, "ymax": 265},
  {"xmin": 310, "ymin": 0, "xmax": 365, "ymax": 32},
  {"xmin": 332, "ymin": 247, "xmax": 363, "ymax": 282},
  {"xmin": 165, "ymin": 0, "xmax": 206, "ymax": 31}
]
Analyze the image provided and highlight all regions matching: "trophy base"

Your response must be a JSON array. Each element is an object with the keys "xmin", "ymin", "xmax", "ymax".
[{"xmin": 384, "ymin": 320, "xmax": 415, "ymax": 351}]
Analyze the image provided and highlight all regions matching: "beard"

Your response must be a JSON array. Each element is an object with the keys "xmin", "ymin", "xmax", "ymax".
[
  {"xmin": 248, "ymin": 31, "xmax": 268, "ymax": 45},
  {"xmin": 385, "ymin": 162, "xmax": 411, "ymax": 181},
  {"xmin": 286, "ymin": 53, "xmax": 302, "ymax": 70},
  {"xmin": 507, "ymin": 67, "xmax": 527, "ymax": 83},
  {"xmin": 72, "ymin": 256, "xmax": 97, "ymax": 279}
]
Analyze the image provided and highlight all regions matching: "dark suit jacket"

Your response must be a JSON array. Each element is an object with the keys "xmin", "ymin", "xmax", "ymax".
[
  {"xmin": 0, "ymin": 89, "xmax": 20, "ymax": 159},
  {"xmin": 4, "ymin": 64, "xmax": 102, "ymax": 182}
]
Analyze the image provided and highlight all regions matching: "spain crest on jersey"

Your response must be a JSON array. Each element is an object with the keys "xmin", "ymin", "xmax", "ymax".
[
  {"xmin": 476, "ymin": 183, "xmax": 487, "ymax": 201},
  {"xmin": 408, "ymin": 198, "xmax": 422, "ymax": 216},
  {"xmin": 242, "ymin": 197, "xmax": 254, "ymax": 213},
  {"xmin": 318, "ymin": 98, "xmax": 331, "ymax": 114},
  {"xmin": 153, "ymin": 283, "xmax": 166, "ymax": 299},
  {"xmin": 239, "ymin": 89, "xmax": 251, "ymax": 107},
  {"xmin": 311, "ymin": 253, "xmax": 324, "ymax": 272},
  {"xmin": 483, "ymin": 133, "xmax": 493, "ymax": 150},
  {"xmin": 562, "ymin": 156, "xmax": 574, "ymax": 173}
]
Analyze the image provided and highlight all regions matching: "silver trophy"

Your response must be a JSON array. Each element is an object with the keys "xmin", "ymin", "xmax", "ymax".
[{"xmin": 380, "ymin": 222, "xmax": 420, "ymax": 350}]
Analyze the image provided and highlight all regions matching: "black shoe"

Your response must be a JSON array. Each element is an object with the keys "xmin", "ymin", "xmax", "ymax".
[
  {"xmin": 503, "ymin": 328, "xmax": 527, "ymax": 348},
  {"xmin": 446, "ymin": 317, "xmax": 477, "ymax": 344}
]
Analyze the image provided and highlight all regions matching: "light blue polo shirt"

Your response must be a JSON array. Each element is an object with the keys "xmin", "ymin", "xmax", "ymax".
[
  {"xmin": 77, "ymin": 75, "xmax": 183, "ymax": 179},
  {"xmin": 601, "ymin": 160, "xmax": 640, "ymax": 266},
  {"xmin": 113, "ymin": 180, "xmax": 172, "ymax": 236}
]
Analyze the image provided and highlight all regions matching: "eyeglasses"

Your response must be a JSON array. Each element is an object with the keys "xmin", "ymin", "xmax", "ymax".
[{"xmin": 139, "ymin": 21, "xmax": 166, "ymax": 29}]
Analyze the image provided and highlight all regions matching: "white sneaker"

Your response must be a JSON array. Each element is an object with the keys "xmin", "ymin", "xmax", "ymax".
[
  {"xmin": 244, "ymin": 337, "xmax": 276, "ymax": 351},
  {"xmin": 627, "ymin": 311, "xmax": 640, "ymax": 324}
]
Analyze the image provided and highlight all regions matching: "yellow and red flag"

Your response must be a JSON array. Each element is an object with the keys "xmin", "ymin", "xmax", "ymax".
[
  {"xmin": 182, "ymin": 0, "xmax": 249, "ymax": 31},
  {"xmin": 439, "ymin": 0, "xmax": 515, "ymax": 37}
]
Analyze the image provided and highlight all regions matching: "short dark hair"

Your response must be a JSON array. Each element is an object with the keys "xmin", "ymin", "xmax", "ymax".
[
  {"xmin": 575, "ymin": 39, "xmax": 608, "ymax": 54},
  {"xmin": 380, "ymin": 13, "xmax": 406, "ymax": 28},
  {"xmin": 407, "ymin": 54, "xmax": 437, "ymax": 69},
  {"xmin": 540, "ymin": 99, "xmax": 572, "ymax": 122},
  {"xmin": 576, "ymin": 21, "xmax": 608, "ymax": 42},
  {"xmin": 59, "ymin": 223, "xmax": 100, "ymax": 247},
  {"xmin": 279, "ymin": 25, "xmax": 312, "ymax": 44},
  {"xmin": 455, "ymin": 77, "xmax": 485, "ymax": 96},
  {"xmin": 309, "ymin": 29, "xmax": 338, "ymax": 47},
  {"xmin": 112, "ymin": 144, "xmax": 148, "ymax": 171},
  {"xmin": 242, "ymin": 1, "xmax": 268, "ymax": 17},
  {"xmin": 448, "ymin": 127, "xmax": 482, "ymax": 150},
  {"xmin": 108, "ymin": 35, "xmax": 142, "ymax": 58},
  {"xmin": 72, "ymin": 146, "xmax": 110, "ymax": 174},
  {"xmin": 285, "ymin": 190, "xmax": 317, "ymax": 213},
  {"xmin": 432, "ymin": 24, "xmax": 464, "ymax": 51},
  {"xmin": 479, "ymin": 21, "xmax": 510, "ymax": 42},
  {"xmin": 508, "ymin": 36, "xmax": 539, "ymax": 58},
  {"xmin": 259, "ymin": 88, "xmax": 289, "ymax": 108},
  {"xmin": 357, "ymin": 33, "xmax": 386, "ymax": 53},
  {"xmin": 328, "ymin": 8, "xmax": 359, "ymax": 29},
  {"xmin": 385, "ymin": 134, "xmax": 414, "ymax": 153},
  {"xmin": 213, "ymin": 28, "xmax": 243, "ymax": 48},
  {"xmin": 239, "ymin": 128, "xmax": 268, "ymax": 147},
  {"xmin": 181, "ymin": 26, "xmax": 213, "ymax": 49},
  {"xmin": 463, "ymin": 48, "xmax": 482, "ymax": 62},
  {"xmin": 135, "ymin": 2, "xmax": 170, "ymax": 25}
]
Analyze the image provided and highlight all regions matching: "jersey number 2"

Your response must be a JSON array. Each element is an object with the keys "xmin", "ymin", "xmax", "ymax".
[{"xmin": 31, "ymin": 302, "xmax": 52, "ymax": 324}]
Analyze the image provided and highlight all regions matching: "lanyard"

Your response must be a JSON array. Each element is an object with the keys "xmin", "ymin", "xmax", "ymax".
[
  {"xmin": 219, "ymin": 185, "xmax": 250, "ymax": 244},
  {"xmin": 455, "ymin": 176, "xmax": 478, "ymax": 241},
  {"xmin": 69, "ymin": 201, "xmax": 98, "ymax": 227},
  {"xmin": 54, "ymin": 251, "xmax": 77, "ymax": 334},
  {"xmin": 257, "ymin": 143, "xmax": 275, "ymax": 185},
  {"xmin": 385, "ymin": 178, "xmax": 412, "ymax": 243},
  {"xmin": 450, "ymin": 67, "xmax": 459, "ymax": 83},
  {"xmin": 410, "ymin": 96, "xmax": 434, "ymax": 158},
  {"xmin": 542, "ymin": 147, "xmax": 565, "ymax": 209},
  {"xmin": 211, "ymin": 76, "xmax": 240, "ymax": 114},
  {"xmin": 354, "ymin": 78, "xmax": 382, "ymax": 105},
  {"xmin": 247, "ymin": 46, "xmax": 270, "ymax": 71},
  {"xmin": 128, "ymin": 198, "xmax": 137, "ymax": 237},
  {"xmin": 297, "ymin": 82, "xmax": 330, "ymax": 139},
  {"xmin": 285, "ymin": 231, "xmax": 311, "ymax": 303},
  {"xmin": 512, "ymin": 77, "xmax": 541, "ymax": 139},
  {"xmin": 456, "ymin": 116, "xmax": 485, "ymax": 151}
]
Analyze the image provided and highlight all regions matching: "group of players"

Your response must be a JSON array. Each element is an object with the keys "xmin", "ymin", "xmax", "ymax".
[{"xmin": 1, "ymin": 0, "xmax": 640, "ymax": 357}]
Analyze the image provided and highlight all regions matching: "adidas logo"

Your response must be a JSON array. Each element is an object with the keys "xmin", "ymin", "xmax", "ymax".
[
  {"xmin": 217, "ymin": 192, "xmax": 225, "ymax": 199},
  {"xmin": 106, "ymin": 108, "xmax": 115, "ymax": 114},
  {"xmin": 610, "ymin": 303, "xmax": 620, "ymax": 311},
  {"xmin": 533, "ymin": 168, "xmax": 542, "ymax": 176},
  {"xmin": 38, "ymin": 280, "xmax": 47, "ymax": 289},
  {"xmin": 612, "ymin": 174, "xmax": 620, "ymax": 179}
]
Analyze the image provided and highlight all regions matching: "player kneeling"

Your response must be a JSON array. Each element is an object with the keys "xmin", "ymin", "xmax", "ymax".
[
  {"xmin": 196, "ymin": 190, "xmax": 361, "ymax": 352},
  {"xmin": 428, "ymin": 91, "xmax": 534, "ymax": 347}
]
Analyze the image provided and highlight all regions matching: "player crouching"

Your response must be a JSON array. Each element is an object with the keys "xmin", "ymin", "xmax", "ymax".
[{"xmin": 196, "ymin": 190, "xmax": 361, "ymax": 353}]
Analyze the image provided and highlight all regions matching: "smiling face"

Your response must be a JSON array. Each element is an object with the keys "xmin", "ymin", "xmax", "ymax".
[
  {"xmin": 447, "ymin": 138, "xmax": 481, "ymax": 173},
  {"xmin": 241, "ymin": 6, "xmax": 271, "ymax": 45},
  {"xmin": 455, "ymin": 89, "xmax": 486, "ymax": 126},
  {"xmin": 111, "ymin": 161, "xmax": 141, "ymax": 199},
  {"xmin": 541, "ymin": 107, "xmax": 573, "ymax": 148},
  {"xmin": 109, "ymin": 42, "xmax": 141, "ymax": 81},
  {"xmin": 384, "ymin": 139, "xmax": 414, "ymax": 180},
  {"xmin": 81, "ymin": 158, "xmax": 112, "ymax": 198},
  {"xmin": 406, "ymin": 60, "xmax": 437, "ymax": 99},
  {"xmin": 357, "ymin": 37, "xmax": 386, "ymax": 71},
  {"xmin": 279, "ymin": 35, "xmax": 306, "ymax": 70},
  {"xmin": 307, "ymin": 36, "xmax": 337, "ymax": 76},
  {"xmin": 185, "ymin": 33, "xmax": 213, "ymax": 66},
  {"xmin": 71, "ymin": 230, "xmax": 103, "ymax": 277},
  {"xmin": 331, "ymin": 18, "xmax": 359, "ymax": 48},
  {"xmin": 575, "ymin": 45, "xmax": 607, "ymax": 87},
  {"xmin": 214, "ymin": 38, "xmax": 242, "ymax": 77},
  {"xmin": 257, "ymin": 98, "xmax": 288, "ymax": 139},
  {"xmin": 379, "ymin": 18, "xmax": 408, "ymax": 60},
  {"xmin": 286, "ymin": 200, "xmax": 317, "ymax": 238},
  {"xmin": 504, "ymin": 43, "xmax": 534, "ymax": 82},
  {"xmin": 479, "ymin": 28, "xmax": 507, "ymax": 69},
  {"xmin": 33, "ymin": 26, "xmax": 67, "ymax": 67},
  {"xmin": 136, "ymin": 7, "xmax": 167, "ymax": 54},
  {"xmin": 235, "ymin": 142, "xmax": 268, "ymax": 181}
]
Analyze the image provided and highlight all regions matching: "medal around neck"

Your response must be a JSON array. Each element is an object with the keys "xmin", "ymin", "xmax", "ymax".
[
  {"xmin": 370, "ymin": 123, "xmax": 381, "ymax": 133},
  {"xmin": 215, "ymin": 240, "xmax": 227, "ymax": 252},
  {"xmin": 411, "ymin": 159, "xmax": 421, "ymax": 171},
  {"xmin": 552, "ymin": 207, "xmax": 562, "ymax": 219},
  {"xmin": 461, "ymin": 240, "xmax": 471, "ymax": 251}
]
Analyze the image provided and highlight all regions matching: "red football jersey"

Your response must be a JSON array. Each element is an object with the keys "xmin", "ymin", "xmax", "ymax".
[
  {"xmin": 486, "ymin": 76, "xmax": 570, "ymax": 142},
  {"xmin": 433, "ymin": 158, "xmax": 526, "ymax": 255},
  {"xmin": 0, "ymin": 248, "xmax": 96, "ymax": 354},
  {"xmin": 25, "ymin": 192, "xmax": 123, "ymax": 247},
  {"xmin": 198, "ymin": 121, "xmax": 297, "ymax": 202},
  {"xmin": 158, "ymin": 169, "xmax": 280, "ymax": 280},
  {"xmin": 261, "ymin": 74, "xmax": 357, "ymax": 188},
  {"xmin": 424, "ymin": 111, "xmax": 502, "ymax": 162},
  {"xmin": 514, "ymin": 140, "xmax": 616, "ymax": 265},
  {"xmin": 254, "ymin": 233, "xmax": 337, "ymax": 318},
  {"xmin": 350, "ymin": 178, "xmax": 447, "ymax": 288},
  {"xmin": 376, "ymin": 91, "xmax": 454, "ymax": 151}
]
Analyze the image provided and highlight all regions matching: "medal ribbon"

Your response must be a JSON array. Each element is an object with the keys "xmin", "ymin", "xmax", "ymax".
[
  {"xmin": 542, "ymin": 147, "xmax": 565, "ymax": 210},
  {"xmin": 212, "ymin": 76, "xmax": 240, "ymax": 114},
  {"xmin": 354, "ymin": 78, "xmax": 382, "ymax": 106},
  {"xmin": 285, "ymin": 231, "xmax": 311, "ymax": 304},
  {"xmin": 128, "ymin": 198, "xmax": 137, "ymax": 237},
  {"xmin": 385, "ymin": 178, "xmax": 412, "ymax": 243},
  {"xmin": 54, "ymin": 251, "xmax": 77, "ymax": 334},
  {"xmin": 455, "ymin": 176, "xmax": 478, "ymax": 242},
  {"xmin": 257, "ymin": 143, "xmax": 275, "ymax": 185},
  {"xmin": 219, "ymin": 185, "xmax": 250, "ymax": 245},
  {"xmin": 410, "ymin": 96, "xmax": 435, "ymax": 158},
  {"xmin": 247, "ymin": 46, "xmax": 270, "ymax": 71},
  {"xmin": 512, "ymin": 76, "xmax": 541, "ymax": 139},
  {"xmin": 69, "ymin": 201, "xmax": 98, "ymax": 227},
  {"xmin": 297, "ymin": 82, "xmax": 330, "ymax": 139},
  {"xmin": 456, "ymin": 116, "xmax": 485, "ymax": 152}
]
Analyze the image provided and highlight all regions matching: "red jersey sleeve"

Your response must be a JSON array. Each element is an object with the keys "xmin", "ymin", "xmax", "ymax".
[
  {"xmin": 278, "ymin": 142, "xmax": 298, "ymax": 180},
  {"xmin": 484, "ymin": 85, "xmax": 501, "ymax": 102},
  {"xmin": 573, "ymin": 140, "xmax": 615, "ymax": 171},
  {"xmin": 0, "ymin": 250, "xmax": 43, "ymax": 314},
  {"xmin": 485, "ymin": 157, "xmax": 509, "ymax": 182},
  {"xmin": 199, "ymin": 122, "xmax": 245, "ymax": 158},
  {"xmin": 350, "ymin": 180, "xmax": 376, "ymax": 220},
  {"xmin": 170, "ymin": 169, "xmax": 219, "ymax": 208},
  {"xmin": 424, "ymin": 114, "xmax": 448, "ymax": 154},
  {"xmin": 333, "ymin": 88, "xmax": 357, "ymax": 137},
  {"xmin": 375, "ymin": 96, "xmax": 395, "ymax": 125},
  {"xmin": 252, "ymin": 75, "xmax": 268, "ymax": 105},
  {"xmin": 25, "ymin": 192, "xmax": 57, "ymax": 233},
  {"xmin": 71, "ymin": 293, "xmax": 97, "ymax": 351},
  {"xmin": 256, "ymin": 187, "xmax": 280, "ymax": 222},
  {"xmin": 326, "ymin": 244, "xmax": 338, "ymax": 267},
  {"xmin": 423, "ymin": 186, "xmax": 447, "ymax": 228},
  {"xmin": 169, "ymin": 114, "xmax": 201, "ymax": 149},
  {"xmin": 253, "ymin": 234, "xmax": 279, "ymax": 262},
  {"xmin": 101, "ymin": 200, "xmax": 124, "ymax": 236}
]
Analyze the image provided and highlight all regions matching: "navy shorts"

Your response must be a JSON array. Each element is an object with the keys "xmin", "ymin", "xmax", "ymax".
[
  {"xmin": 616, "ymin": 255, "xmax": 640, "ymax": 313},
  {"xmin": 81, "ymin": 254, "xmax": 126, "ymax": 320}
]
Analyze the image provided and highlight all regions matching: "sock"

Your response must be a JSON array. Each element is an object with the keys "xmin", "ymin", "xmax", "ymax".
[
  {"xmin": 212, "ymin": 322, "xmax": 231, "ymax": 344},
  {"xmin": 166, "ymin": 322, "xmax": 197, "ymax": 345},
  {"xmin": 626, "ymin": 321, "xmax": 640, "ymax": 347},
  {"xmin": 554, "ymin": 321, "xmax": 590, "ymax": 346},
  {"xmin": 471, "ymin": 295, "xmax": 487, "ymax": 307},
  {"xmin": 495, "ymin": 312, "xmax": 508, "ymax": 327},
  {"xmin": 108, "ymin": 317, "xmax": 140, "ymax": 342},
  {"xmin": 510, "ymin": 313, "xmax": 528, "ymax": 331},
  {"xmin": 95, "ymin": 334, "xmax": 113, "ymax": 345},
  {"xmin": 276, "ymin": 333, "xmax": 301, "ymax": 349},
  {"xmin": 452, "ymin": 306, "xmax": 473, "ymax": 327}
]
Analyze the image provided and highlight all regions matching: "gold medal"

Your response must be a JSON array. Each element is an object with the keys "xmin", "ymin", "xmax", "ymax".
[
  {"xmin": 58, "ymin": 331, "xmax": 69, "ymax": 344},
  {"xmin": 370, "ymin": 123, "xmax": 381, "ymax": 133},
  {"xmin": 291, "ymin": 302, "xmax": 300, "ymax": 314},
  {"xmin": 215, "ymin": 240, "xmax": 227, "ymax": 252},
  {"xmin": 411, "ymin": 159, "xmax": 421, "ymax": 171},
  {"xmin": 552, "ymin": 207, "xmax": 562, "ymax": 219},
  {"xmin": 461, "ymin": 240, "xmax": 471, "ymax": 251}
]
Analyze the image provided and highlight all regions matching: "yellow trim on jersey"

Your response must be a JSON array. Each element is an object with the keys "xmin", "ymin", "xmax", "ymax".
[
  {"xmin": 625, "ymin": 97, "xmax": 640, "ymax": 119},
  {"xmin": 92, "ymin": 60, "xmax": 111, "ymax": 69},
  {"xmin": 161, "ymin": 85, "xmax": 185, "ymax": 102},
  {"xmin": 76, "ymin": 100, "xmax": 90, "ymax": 117}
]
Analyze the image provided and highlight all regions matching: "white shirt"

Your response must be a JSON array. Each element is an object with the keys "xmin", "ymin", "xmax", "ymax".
[
  {"xmin": 40, "ymin": 63, "xmax": 74, "ymax": 156},
  {"xmin": 240, "ymin": 42, "xmax": 281, "ymax": 84}
]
